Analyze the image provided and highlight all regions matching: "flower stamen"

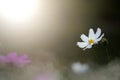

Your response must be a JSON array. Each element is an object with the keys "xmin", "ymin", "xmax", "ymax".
[{"xmin": 88, "ymin": 39, "xmax": 94, "ymax": 45}]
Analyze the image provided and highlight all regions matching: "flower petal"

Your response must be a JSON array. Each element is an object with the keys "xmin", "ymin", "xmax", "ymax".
[
  {"xmin": 7, "ymin": 52, "xmax": 17, "ymax": 58},
  {"xmin": 95, "ymin": 28, "xmax": 101, "ymax": 39},
  {"xmin": 36, "ymin": 74, "xmax": 53, "ymax": 80},
  {"xmin": 77, "ymin": 42, "xmax": 88, "ymax": 48},
  {"xmin": 20, "ymin": 54, "xmax": 28, "ymax": 60},
  {"xmin": 89, "ymin": 28, "xmax": 95, "ymax": 39},
  {"xmin": 0, "ymin": 56, "xmax": 9, "ymax": 63},
  {"xmin": 80, "ymin": 34, "xmax": 88, "ymax": 42},
  {"xmin": 7, "ymin": 52, "xmax": 19, "ymax": 63},
  {"xmin": 96, "ymin": 33, "xmax": 104, "ymax": 42},
  {"xmin": 14, "ymin": 59, "xmax": 31, "ymax": 68},
  {"xmin": 83, "ymin": 45, "xmax": 92, "ymax": 50}
]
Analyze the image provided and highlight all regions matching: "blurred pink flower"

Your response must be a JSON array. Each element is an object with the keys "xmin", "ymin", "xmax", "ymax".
[
  {"xmin": 0, "ymin": 52, "xmax": 31, "ymax": 67},
  {"xmin": 35, "ymin": 74, "xmax": 54, "ymax": 80}
]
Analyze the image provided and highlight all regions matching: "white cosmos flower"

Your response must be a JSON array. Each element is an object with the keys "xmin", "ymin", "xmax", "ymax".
[{"xmin": 77, "ymin": 27, "xmax": 104, "ymax": 50}]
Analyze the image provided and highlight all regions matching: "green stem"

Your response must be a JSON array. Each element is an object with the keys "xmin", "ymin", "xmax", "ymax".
[
  {"xmin": 106, "ymin": 47, "xmax": 110, "ymax": 61},
  {"xmin": 93, "ymin": 49, "xmax": 98, "ymax": 61}
]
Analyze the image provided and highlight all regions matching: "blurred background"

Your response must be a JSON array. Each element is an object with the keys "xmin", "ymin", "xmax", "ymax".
[{"xmin": 0, "ymin": 0, "xmax": 120, "ymax": 80}]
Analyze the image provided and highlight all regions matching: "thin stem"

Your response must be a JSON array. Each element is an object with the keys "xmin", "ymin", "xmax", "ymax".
[
  {"xmin": 92, "ymin": 49, "xmax": 98, "ymax": 61},
  {"xmin": 106, "ymin": 47, "xmax": 110, "ymax": 61}
]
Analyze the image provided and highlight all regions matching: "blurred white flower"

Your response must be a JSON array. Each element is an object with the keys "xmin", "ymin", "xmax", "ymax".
[
  {"xmin": 71, "ymin": 62, "xmax": 89, "ymax": 74},
  {"xmin": 77, "ymin": 28, "xmax": 104, "ymax": 50}
]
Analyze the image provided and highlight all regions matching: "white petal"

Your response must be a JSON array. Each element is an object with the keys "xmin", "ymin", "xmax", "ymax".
[
  {"xmin": 83, "ymin": 45, "xmax": 92, "ymax": 50},
  {"xmin": 96, "ymin": 33, "xmax": 104, "ymax": 42},
  {"xmin": 77, "ymin": 42, "xmax": 88, "ymax": 48},
  {"xmin": 80, "ymin": 34, "xmax": 88, "ymax": 42},
  {"xmin": 95, "ymin": 28, "xmax": 101, "ymax": 39},
  {"xmin": 89, "ymin": 28, "xmax": 95, "ymax": 39}
]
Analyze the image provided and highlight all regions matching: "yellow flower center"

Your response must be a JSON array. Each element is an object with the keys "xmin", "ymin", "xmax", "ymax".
[{"xmin": 88, "ymin": 39, "xmax": 94, "ymax": 45}]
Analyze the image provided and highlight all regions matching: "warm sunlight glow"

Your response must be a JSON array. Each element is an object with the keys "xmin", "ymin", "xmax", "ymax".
[{"xmin": 0, "ymin": 0, "xmax": 38, "ymax": 22}]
